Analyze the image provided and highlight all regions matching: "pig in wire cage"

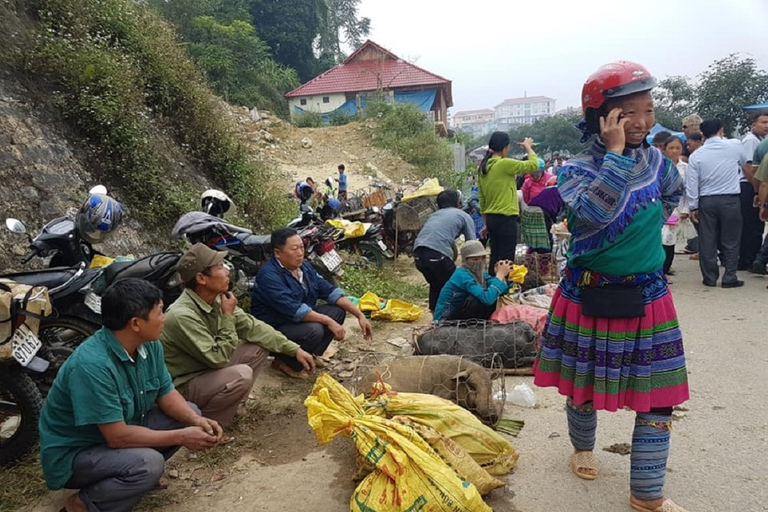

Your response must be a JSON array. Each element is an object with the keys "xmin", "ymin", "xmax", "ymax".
[
  {"xmin": 346, "ymin": 352, "xmax": 506, "ymax": 427},
  {"xmin": 412, "ymin": 319, "xmax": 538, "ymax": 371}
]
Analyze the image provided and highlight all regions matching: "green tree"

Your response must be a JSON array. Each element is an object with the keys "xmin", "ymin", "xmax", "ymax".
[
  {"xmin": 652, "ymin": 76, "xmax": 696, "ymax": 131},
  {"xmin": 318, "ymin": 0, "xmax": 371, "ymax": 62},
  {"xmin": 509, "ymin": 113, "xmax": 585, "ymax": 157},
  {"xmin": 250, "ymin": 0, "xmax": 327, "ymax": 81},
  {"xmin": 696, "ymin": 54, "xmax": 768, "ymax": 134}
]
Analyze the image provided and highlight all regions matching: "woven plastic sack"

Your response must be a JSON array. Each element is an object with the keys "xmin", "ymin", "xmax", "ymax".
[
  {"xmin": 363, "ymin": 385, "xmax": 519, "ymax": 476},
  {"xmin": 326, "ymin": 218, "xmax": 367, "ymax": 238},
  {"xmin": 371, "ymin": 299, "xmax": 422, "ymax": 322},
  {"xmin": 305, "ymin": 373, "xmax": 491, "ymax": 512}
]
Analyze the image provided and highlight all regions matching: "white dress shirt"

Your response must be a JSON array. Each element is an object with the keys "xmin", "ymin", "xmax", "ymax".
[{"xmin": 686, "ymin": 136, "xmax": 746, "ymax": 210}]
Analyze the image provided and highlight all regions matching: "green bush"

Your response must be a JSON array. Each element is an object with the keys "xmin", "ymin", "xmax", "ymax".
[
  {"xmin": 24, "ymin": 0, "xmax": 292, "ymax": 231},
  {"xmin": 329, "ymin": 109, "xmax": 355, "ymax": 126},
  {"xmin": 293, "ymin": 110, "xmax": 324, "ymax": 128},
  {"xmin": 370, "ymin": 102, "xmax": 454, "ymax": 186}
]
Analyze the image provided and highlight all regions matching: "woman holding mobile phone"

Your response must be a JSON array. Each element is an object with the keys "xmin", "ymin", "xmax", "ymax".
[{"xmin": 533, "ymin": 62, "xmax": 690, "ymax": 512}]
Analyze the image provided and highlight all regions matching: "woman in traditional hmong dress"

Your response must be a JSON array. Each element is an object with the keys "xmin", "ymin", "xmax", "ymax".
[{"xmin": 533, "ymin": 61, "xmax": 691, "ymax": 512}]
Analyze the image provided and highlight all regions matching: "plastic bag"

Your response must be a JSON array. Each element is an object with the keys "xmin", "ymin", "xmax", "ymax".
[
  {"xmin": 358, "ymin": 291, "xmax": 386, "ymax": 312},
  {"xmin": 326, "ymin": 218, "xmax": 367, "ymax": 238},
  {"xmin": 371, "ymin": 299, "xmax": 422, "ymax": 322},
  {"xmin": 507, "ymin": 264, "xmax": 528, "ymax": 284},
  {"xmin": 507, "ymin": 383, "xmax": 536, "ymax": 408},
  {"xmin": 305, "ymin": 374, "xmax": 491, "ymax": 512},
  {"xmin": 402, "ymin": 178, "xmax": 444, "ymax": 201},
  {"xmin": 363, "ymin": 385, "xmax": 519, "ymax": 476}
]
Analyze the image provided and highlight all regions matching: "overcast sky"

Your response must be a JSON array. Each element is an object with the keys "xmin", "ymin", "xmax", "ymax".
[{"xmin": 357, "ymin": 0, "xmax": 768, "ymax": 114}]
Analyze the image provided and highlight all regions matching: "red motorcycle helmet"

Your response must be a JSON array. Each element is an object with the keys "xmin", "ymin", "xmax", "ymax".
[{"xmin": 581, "ymin": 61, "xmax": 658, "ymax": 116}]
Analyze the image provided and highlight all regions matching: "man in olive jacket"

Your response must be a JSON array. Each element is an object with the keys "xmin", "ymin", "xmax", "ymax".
[{"xmin": 161, "ymin": 244, "xmax": 315, "ymax": 426}]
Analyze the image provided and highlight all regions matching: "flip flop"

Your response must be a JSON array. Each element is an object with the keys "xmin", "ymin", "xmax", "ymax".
[
  {"xmin": 630, "ymin": 498, "xmax": 690, "ymax": 512},
  {"xmin": 570, "ymin": 451, "xmax": 599, "ymax": 480}
]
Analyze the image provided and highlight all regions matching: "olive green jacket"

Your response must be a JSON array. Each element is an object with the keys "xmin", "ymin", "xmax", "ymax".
[{"xmin": 160, "ymin": 289, "xmax": 299, "ymax": 387}]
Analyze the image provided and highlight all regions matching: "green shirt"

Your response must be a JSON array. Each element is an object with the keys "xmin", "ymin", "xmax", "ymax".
[
  {"xmin": 160, "ymin": 289, "xmax": 300, "ymax": 387},
  {"xmin": 568, "ymin": 199, "xmax": 665, "ymax": 276},
  {"xmin": 478, "ymin": 153, "xmax": 539, "ymax": 216},
  {"xmin": 39, "ymin": 328, "xmax": 174, "ymax": 489}
]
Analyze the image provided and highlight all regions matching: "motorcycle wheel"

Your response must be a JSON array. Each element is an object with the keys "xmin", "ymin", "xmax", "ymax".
[
  {"xmin": 0, "ymin": 368, "xmax": 43, "ymax": 466},
  {"xmin": 358, "ymin": 241, "xmax": 384, "ymax": 269},
  {"xmin": 36, "ymin": 317, "xmax": 97, "ymax": 396}
]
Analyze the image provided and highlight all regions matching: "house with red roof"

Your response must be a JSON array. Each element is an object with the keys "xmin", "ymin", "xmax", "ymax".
[{"xmin": 285, "ymin": 40, "xmax": 453, "ymax": 130}]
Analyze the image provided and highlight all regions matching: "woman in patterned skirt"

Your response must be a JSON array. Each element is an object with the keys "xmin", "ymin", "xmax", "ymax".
[{"xmin": 533, "ymin": 61, "xmax": 691, "ymax": 512}]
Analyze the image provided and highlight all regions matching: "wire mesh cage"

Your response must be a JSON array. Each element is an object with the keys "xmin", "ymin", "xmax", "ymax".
[
  {"xmin": 413, "ymin": 319, "xmax": 537, "ymax": 370},
  {"xmin": 347, "ymin": 352, "xmax": 506, "ymax": 426},
  {"xmin": 394, "ymin": 196, "xmax": 438, "ymax": 231}
]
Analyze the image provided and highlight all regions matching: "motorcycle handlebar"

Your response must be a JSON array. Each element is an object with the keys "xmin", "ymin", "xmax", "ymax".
[{"xmin": 21, "ymin": 248, "xmax": 37, "ymax": 263}]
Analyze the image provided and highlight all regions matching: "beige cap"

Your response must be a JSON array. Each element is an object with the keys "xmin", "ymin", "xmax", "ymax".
[
  {"xmin": 176, "ymin": 243, "xmax": 226, "ymax": 282},
  {"xmin": 460, "ymin": 240, "xmax": 489, "ymax": 260}
]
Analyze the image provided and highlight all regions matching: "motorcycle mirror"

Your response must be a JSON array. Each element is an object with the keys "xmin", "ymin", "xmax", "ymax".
[
  {"xmin": 5, "ymin": 218, "xmax": 27, "ymax": 234},
  {"xmin": 89, "ymin": 185, "xmax": 108, "ymax": 195}
]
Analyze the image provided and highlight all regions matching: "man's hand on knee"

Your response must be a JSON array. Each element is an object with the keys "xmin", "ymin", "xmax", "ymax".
[{"xmin": 327, "ymin": 320, "xmax": 346, "ymax": 340}]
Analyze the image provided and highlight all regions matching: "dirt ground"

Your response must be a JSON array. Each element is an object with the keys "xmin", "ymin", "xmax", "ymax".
[{"xmin": 24, "ymin": 254, "xmax": 768, "ymax": 512}]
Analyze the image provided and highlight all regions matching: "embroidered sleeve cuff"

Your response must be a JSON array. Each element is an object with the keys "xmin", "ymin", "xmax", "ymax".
[
  {"xmin": 292, "ymin": 303, "xmax": 313, "ymax": 322},
  {"xmin": 327, "ymin": 288, "xmax": 346, "ymax": 304}
]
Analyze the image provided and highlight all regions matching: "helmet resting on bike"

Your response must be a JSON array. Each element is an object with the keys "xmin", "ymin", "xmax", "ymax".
[{"xmin": 76, "ymin": 193, "xmax": 123, "ymax": 244}]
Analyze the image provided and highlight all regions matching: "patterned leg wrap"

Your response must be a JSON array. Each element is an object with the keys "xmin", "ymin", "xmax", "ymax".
[
  {"xmin": 630, "ymin": 412, "xmax": 673, "ymax": 501},
  {"xmin": 566, "ymin": 398, "xmax": 597, "ymax": 451}
]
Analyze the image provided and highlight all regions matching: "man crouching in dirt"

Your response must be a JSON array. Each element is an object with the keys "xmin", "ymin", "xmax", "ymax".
[
  {"xmin": 250, "ymin": 227, "xmax": 373, "ymax": 379},
  {"xmin": 39, "ymin": 278, "xmax": 223, "ymax": 512},
  {"xmin": 160, "ymin": 244, "xmax": 315, "ymax": 426}
]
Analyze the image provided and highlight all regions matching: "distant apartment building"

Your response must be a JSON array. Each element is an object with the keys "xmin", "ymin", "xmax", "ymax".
[
  {"xmin": 452, "ymin": 108, "xmax": 495, "ymax": 136},
  {"xmin": 494, "ymin": 95, "xmax": 556, "ymax": 129}
]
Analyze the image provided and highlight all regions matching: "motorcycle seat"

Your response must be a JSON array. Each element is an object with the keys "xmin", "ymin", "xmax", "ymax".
[
  {"xmin": 3, "ymin": 267, "xmax": 99, "ymax": 291},
  {"xmin": 234, "ymin": 233, "xmax": 271, "ymax": 251},
  {"xmin": 104, "ymin": 251, "xmax": 182, "ymax": 285}
]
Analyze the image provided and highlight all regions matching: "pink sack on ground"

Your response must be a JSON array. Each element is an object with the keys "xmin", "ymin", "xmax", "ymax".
[{"xmin": 491, "ymin": 305, "xmax": 549, "ymax": 334}]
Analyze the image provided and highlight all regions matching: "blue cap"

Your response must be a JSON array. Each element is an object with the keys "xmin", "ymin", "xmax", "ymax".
[{"xmin": 537, "ymin": 157, "xmax": 546, "ymax": 170}]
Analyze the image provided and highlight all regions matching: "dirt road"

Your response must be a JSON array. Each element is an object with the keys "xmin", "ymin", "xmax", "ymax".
[{"xmin": 26, "ymin": 255, "xmax": 768, "ymax": 512}]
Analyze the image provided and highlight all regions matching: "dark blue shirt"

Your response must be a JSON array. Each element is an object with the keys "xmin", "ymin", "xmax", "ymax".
[{"xmin": 250, "ymin": 256, "xmax": 345, "ymax": 327}]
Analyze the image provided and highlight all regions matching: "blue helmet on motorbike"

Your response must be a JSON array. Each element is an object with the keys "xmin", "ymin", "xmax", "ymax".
[
  {"xmin": 76, "ymin": 193, "xmax": 123, "ymax": 244},
  {"xmin": 328, "ymin": 198, "xmax": 342, "ymax": 210}
]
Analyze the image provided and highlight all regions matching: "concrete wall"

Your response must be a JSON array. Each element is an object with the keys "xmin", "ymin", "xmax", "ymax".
[{"xmin": 289, "ymin": 93, "xmax": 347, "ymax": 118}]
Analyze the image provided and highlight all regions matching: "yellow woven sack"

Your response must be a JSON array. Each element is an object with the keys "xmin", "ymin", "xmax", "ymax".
[
  {"xmin": 305, "ymin": 373, "xmax": 491, "ymax": 512},
  {"xmin": 326, "ymin": 219, "xmax": 367, "ymax": 238},
  {"xmin": 370, "ymin": 299, "xmax": 422, "ymax": 322},
  {"xmin": 364, "ymin": 387, "xmax": 519, "ymax": 476}
]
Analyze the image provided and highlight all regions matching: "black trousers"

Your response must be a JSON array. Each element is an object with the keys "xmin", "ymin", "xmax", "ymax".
[
  {"xmin": 739, "ymin": 182, "xmax": 764, "ymax": 268},
  {"xmin": 445, "ymin": 295, "xmax": 496, "ymax": 321},
  {"xmin": 414, "ymin": 247, "xmax": 455, "ymax": 312},
  {"xmin": 486, "ymin": 213, "xmax": 518, "ymax": 269},
  {"xmin": 662, "ymin": 244, "xmax": 675, "ymax": 275},
  {"xmin": 698, "ymin": 194, "xmax": 742, "ymax": 285},
  {"xmin": 276, "ymin": 304, "xmax": 346, "ymax": 371}
]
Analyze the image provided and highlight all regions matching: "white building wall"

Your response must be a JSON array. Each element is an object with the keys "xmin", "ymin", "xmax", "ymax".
[{"xmin": 289, "ymin": 93, "xmax": 347, "ymax": 118}]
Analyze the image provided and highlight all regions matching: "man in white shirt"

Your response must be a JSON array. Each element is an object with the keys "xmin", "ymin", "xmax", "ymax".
[
  {"xmin": 687, "ymin": 119, "xmax": 746, "ymax": 288},
  {"xmin": 739, "ymin": 113, "xmax": 768, "ymax": 269}
]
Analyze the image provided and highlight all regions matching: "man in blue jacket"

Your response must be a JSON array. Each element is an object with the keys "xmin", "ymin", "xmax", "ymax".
[{"xmin": 251, "ymin": 227, "xmax": 373, "ymax": 378}]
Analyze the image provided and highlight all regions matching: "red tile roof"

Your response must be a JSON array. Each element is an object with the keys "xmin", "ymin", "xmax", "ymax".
[{"xmin": 285, "ymin": 40, "xmax": 451, "ymax": 101}]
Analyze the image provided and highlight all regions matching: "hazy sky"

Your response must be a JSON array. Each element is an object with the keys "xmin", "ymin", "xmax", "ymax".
[{"xmin": 357, "ymin": 0, "xmax": 768, "ymax": 114}]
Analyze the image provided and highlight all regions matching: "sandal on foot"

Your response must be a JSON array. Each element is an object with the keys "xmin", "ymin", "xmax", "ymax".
[
  {"xmin": 630, "ymin": 498, "xmax": 690, "ymax": 512},
  {"xmin": 271, "ymin": 358, "xmax": 309, "ymax": 379},
  {"xmin": 570, "ymin": 451, "xmax": 599, "ymax": 480}
]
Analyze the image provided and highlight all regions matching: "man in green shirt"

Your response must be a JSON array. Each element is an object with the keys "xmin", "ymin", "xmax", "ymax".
[
  {"xmin": 161, "ymin": 244, "xmax": 314, "ymax": 426},
  {"xmin": 39, "ymin": 278, "xmax": 222, "ymax": 512}
]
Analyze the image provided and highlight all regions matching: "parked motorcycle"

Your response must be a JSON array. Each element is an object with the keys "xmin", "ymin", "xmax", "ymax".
[
  {"xmin": 172, "ymin": 212, "xmax": 344, "ymax": 293},
  {"xmin": 0, "ymin": 281, "xmax": 52, "ymax": 465}
]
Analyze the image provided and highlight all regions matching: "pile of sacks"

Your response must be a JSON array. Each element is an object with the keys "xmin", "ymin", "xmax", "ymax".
[{"xmin": 305, "ymin": 373, "xmax": 519, "ymax": 512}]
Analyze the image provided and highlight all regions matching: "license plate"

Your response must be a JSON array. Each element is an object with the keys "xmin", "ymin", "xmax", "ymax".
[
  {"xmin": 319, "ymin": 249, "xmax": 343, "ymax": 271},
  {"xmin": 85, "ymin": 291, "xmax": 102, "ymax": 314},
  {"xmin": 377, "ymin": 240, "xmax": 388, "ymax": 251},
  {"xmin": 11, "ymin": 325, "xmax": 42, "ymax": 367}
]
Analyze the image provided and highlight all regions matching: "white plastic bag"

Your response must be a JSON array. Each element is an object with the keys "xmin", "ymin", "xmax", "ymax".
[{"xmin": 507, "ymin": 383, "xmax": 537, "ymax": 408}]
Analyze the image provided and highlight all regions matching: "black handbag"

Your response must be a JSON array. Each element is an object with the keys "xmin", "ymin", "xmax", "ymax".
[{"xmin": 580, "ymin": 285, "xmax": 646, "ymax": 318}]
